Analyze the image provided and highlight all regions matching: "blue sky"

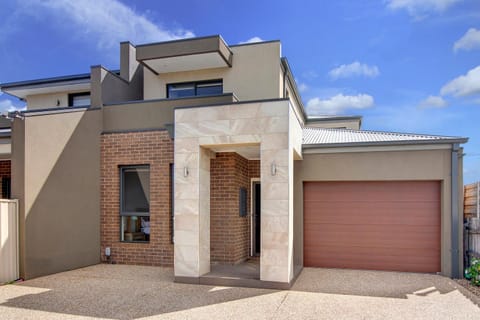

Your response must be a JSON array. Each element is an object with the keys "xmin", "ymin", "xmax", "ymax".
[{"xmin": 0, "ymin": 0, "xmax": 479, "ymax": 182}]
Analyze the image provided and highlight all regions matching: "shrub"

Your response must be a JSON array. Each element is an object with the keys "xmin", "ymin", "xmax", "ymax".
[{"xmin": 465, "ymin": 258, "xmax": 480, "ymax": 286}]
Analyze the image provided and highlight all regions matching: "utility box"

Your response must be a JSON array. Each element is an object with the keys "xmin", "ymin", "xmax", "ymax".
[{"xmin": 0, "ymin": 199, "xmax": 19, "ymax": 283}]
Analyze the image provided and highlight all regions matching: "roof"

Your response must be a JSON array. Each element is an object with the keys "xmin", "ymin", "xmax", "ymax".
[
  {"xmin": 0, "ymin": 73, "xmax": 91, "ymax": 89},
  {"xmin": 303, "ymin": 127, "xmax": 468, "ymax": 147}
]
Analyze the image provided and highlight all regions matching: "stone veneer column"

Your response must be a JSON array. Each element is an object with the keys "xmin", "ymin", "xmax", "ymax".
[{"xmin": 174, "ymin": 100, "xmax": 301, "ymax": 283}]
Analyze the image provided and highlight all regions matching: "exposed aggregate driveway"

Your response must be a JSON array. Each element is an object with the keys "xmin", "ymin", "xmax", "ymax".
[{"xmin": 0, "ymin": 264, "xmax": 479, "ymax": 319}]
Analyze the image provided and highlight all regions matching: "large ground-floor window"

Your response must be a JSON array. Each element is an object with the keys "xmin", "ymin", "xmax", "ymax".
[{"xmin": 120, "ymin": 165, "xmax": 150, "ymax": 242}]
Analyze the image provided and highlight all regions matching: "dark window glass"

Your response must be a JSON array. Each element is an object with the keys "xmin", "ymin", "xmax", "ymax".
[
  {"xmin": 68, "ymin": 93, "xmax": 91, "ymax": 107},
  {"xmin": 167, "ymin": 83, "xmax": 195, "ymax": 99},
  {"xmin": 167, "ymin": 80, "xmax": 223, "ymax": 98},
  {"xmin": 196, "ymin": 82, "xmax": 223, "ymax": 96},
  {"xmin": 120, "ymin": 166, "xmax": 150, "ymax": 242},
  {"xmin": 2, "ymin": 177, "xmax": 10, "ymax": 199},
  {"xmin": 121, "ymin": 166, "xmax": 150, "ymax": 214}
]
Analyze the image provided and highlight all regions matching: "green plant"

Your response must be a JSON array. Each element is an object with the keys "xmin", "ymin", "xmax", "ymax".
[{"xmin": 465, "ymin": 258, "xmax": 480, "ymax": 286}]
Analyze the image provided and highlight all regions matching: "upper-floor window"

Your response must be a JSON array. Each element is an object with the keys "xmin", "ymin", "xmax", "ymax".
[
  {"xmin": 167, "ymin": 80, "xmax": 223, "ymax": 99},
  {"xmin": 68, "ymin": 92, "xmax": 91, "ymax": 107}
]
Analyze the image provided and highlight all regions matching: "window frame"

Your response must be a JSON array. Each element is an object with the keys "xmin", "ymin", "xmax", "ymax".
[
  {"xmin": 166, "ymin": 79, "xmax": 223, "ymax": 99},
  {"xmin": 119, "ymin": 165, "xmax": 150, "ymax": 243},
  {"xmin": 120, "ymin": 165, "xmax": 150, "ymax": 217},
  {"xmin": 68, "ymin": 92, "xmax": 91, "ymax": 107}
]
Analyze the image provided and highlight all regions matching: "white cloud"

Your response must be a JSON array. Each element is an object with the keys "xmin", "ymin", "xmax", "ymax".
[
  {"xmin": 418, "ymin": 95, "xmax": 448, "ymax": 108},
  {"xmin": 306, "ymin": 94, "xmax": 374, "ymax": 115},
  {"xmin": 386, "ymin": 0, "xmax": 461, "ymax": 18},
  {"xmin": 454, "ymin": 28, "xmax": 480, "ymax": 52},
  {"xmin": 0, "ymin": 99, "xmax": 24, "ymax": 112},
  {"xmin": 297, "ymin": 82, "xmax": 308, "ymax": 93},
  {"xmin": 441, "ymin": 65, "xmax": 480, "ymax": 97},
  {"xmin": 23, "ymin": 0, "xmax": 194, "ymax": 49},
  {"xmin": 328, "ymin": 61, "xmax": 380, "ymax": 80},
  {"xmin": 239, "ymin": 36, "xmax": 264, "ymax": 44}
]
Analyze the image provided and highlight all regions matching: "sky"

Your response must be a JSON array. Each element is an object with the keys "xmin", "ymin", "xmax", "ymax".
[{"xmin": 0, "ymin": 0, "xmax": 479, "ymax": 183}]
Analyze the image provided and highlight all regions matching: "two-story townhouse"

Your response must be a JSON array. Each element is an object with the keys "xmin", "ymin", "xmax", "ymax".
[{"xmin": 0, "ymin": 35, "xmax": 467, "ymax": 288}]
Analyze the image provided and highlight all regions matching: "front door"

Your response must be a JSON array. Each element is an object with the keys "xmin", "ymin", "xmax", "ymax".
[{"xmin": 253, "ymin": 182, "xmax": 261, "ymax": 256}]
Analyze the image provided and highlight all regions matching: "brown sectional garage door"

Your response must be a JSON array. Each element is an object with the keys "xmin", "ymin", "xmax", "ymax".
[{"xmin": 304, "ymin": 181, "xmax": 440, "ymax": 273}]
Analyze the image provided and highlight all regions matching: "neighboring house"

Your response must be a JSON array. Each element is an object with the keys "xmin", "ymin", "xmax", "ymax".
[{"xmin": 0, "ymin": 35, "xmax": 468, "ymax": 287}]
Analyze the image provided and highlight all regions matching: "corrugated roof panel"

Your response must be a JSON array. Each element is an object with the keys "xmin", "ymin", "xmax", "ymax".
[{"xmin": 303, "ymin": 127, "xmax": 466, "ymax": 145}]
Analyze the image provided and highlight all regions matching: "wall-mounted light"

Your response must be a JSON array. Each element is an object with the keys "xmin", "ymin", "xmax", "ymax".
[
  {"xmin": 271, "ymin": 161, "xmax": 277, "ymax": 176},
  {"xmin": 184, "ymin": 166, "xmax": 189, "ymax": 177},
  {"xmin": 56, "ymin": 99, "xmax": 61, "ymax": 106}
]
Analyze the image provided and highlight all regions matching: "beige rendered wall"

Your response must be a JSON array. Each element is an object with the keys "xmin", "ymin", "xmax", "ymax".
[
  {"xmin": 13, "ymin": 109, "xmax": 101, "ymax": 279},
  {"xmin": 305, "ymin": 119, "xmax": 361, "ymax": 130},
  {"xmin": 26, "ymin": 90, "xmax": 89, "ymax": 110},
  {"xmin": 294, "ymin": 148, "xmax": 459, "ymax": 277},
  {"xmin": 144, "ymin": 42, "xmax": 282, "ymax": 101}
]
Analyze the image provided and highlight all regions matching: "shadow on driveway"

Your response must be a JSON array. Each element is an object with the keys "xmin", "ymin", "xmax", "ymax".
[
  {"xmin": 0, "ymin": 264, "xmax": 277, "ymax": 319},
  {"xmin": 292, "ymin": 267, "xmax": 474, "ymax": 300}
]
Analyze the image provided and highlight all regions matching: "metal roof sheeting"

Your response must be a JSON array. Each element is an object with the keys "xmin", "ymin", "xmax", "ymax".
[{"xmin": 303, "ymin": 127, "xmax": 467, "ymax": 146}]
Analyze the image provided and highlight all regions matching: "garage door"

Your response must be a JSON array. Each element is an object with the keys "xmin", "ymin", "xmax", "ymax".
[{"xmin": 304, "ymin": 181, "xmax": 440, "ymax": 273}]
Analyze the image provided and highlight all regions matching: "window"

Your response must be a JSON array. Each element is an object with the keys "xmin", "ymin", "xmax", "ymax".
[
  {"xmin": 167, "ymin": 80, "xmax": 223, "ymax": 99},
  {"xmin": 68, "ymin": 92, "xmax": 91, "ymax": 107},
  {"xmin": 1, "ymin": 177, "xmax": 10, "ymax": 199},
  {"xmin": 120, "ymin": 165, "xmax": 150, "ymax": 242}
]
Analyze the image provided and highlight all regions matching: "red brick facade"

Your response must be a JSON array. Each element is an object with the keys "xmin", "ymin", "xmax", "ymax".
[
  {"xmin": 210, "ymin": 153, "xmax": 260, "ymax": 264},
  {"xmin": 0, "ymin": 160, "xmax": 11, "ymax": 198},
  {"xmin": 100, "ymin": 130, "xmax": 174, "ymax": 266}
]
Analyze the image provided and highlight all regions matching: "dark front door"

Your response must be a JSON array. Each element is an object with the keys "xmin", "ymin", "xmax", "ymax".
[{"xmin": 253, "ymin": 182, "xmax": 261, "ymax": 255}]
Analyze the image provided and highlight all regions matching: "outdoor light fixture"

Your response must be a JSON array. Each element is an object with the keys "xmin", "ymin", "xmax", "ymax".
[
  {"xmin": 184, "ymin": 166, "xmax": 189, "ymax": 177},
  {"xmin": 271, "ymin": 161, "xmax": 277, "ymax": 176},
  {"xmin": 105, "ymin": 247, "xmax": 111, "ymax": 257}
]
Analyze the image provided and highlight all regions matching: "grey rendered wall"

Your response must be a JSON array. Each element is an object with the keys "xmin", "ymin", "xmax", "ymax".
[
  {"xmin": 294, "ymin": 148, "xmax": 456, "ymax": 277},
  {"xmin": 13, "ymin": 109, "xmax": 101, "ymax": 279},
  {"xmin": 102, "ymin": 94, "xmax": 237, "ymax": 132}
]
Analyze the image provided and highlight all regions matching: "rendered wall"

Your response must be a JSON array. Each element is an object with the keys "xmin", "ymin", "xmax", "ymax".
[
  {"xmin": 13, "ymin": 109, "xmax": 101, "ymax": 279},
  {"xmin": 26, "ymin": 91, "xmax": 88, "ymax": 110},
  {"xmin": 144, "ymin": 42, "xmax": 282, "ymax": 101},
  {"xmin": 102, "ymin": 94, "xmax": 237, "ymax": 132},
  {"xmin": 294, "ymin": 148, "xmax": 458, "ymax": 277}
]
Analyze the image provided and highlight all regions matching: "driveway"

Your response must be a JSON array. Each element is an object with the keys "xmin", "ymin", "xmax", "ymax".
[{"xmin": 0, "ymin": 264, "xmax": 478, "ymax": 319}]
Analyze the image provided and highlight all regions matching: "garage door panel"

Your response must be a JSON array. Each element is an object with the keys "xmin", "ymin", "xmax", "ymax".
[
  {"xmin": 304, "ymin": 203, "xmax": 440, "ymax": 225},
  {"xmin": 304, "ymin": 181, "xmax": 441, "ymax": 273},
  {"xmin": 305, "ymin": 251, "xmax": 440, "ymax": 273},
  {"xmin": 304, "ymin": 235, "xmax": 440, "ymax": 250},
  {"xmin": 305, "ymin": 181, "xmax": 440, "ymax": 202}
]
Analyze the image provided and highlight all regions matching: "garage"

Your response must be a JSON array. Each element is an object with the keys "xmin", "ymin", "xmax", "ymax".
[{"xmin": 304, "ymin": 181, "xmax": 441, "ymax": 273}]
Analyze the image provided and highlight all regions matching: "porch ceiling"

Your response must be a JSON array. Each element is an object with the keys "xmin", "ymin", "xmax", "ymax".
[{"xmin": 208, "ymin": 144, "xmax": 260, "ymax": 160}]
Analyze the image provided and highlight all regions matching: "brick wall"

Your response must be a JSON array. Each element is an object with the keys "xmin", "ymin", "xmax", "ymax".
[
  {"xmin": 101, "ymin": 130, "xmax": 173, "ymax": 266},
  {"xmin": 0, "ymin": 160, "xmax": 11, "ymax": 198},
  {"xmin": 210, "ymin": 153, "xmax": 260, "ymax": 264}
]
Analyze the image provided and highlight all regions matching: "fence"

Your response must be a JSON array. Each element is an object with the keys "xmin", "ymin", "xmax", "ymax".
[
  {"xmin": 464, "ymin": 182, "xmax": 479, "ymax": 218},
  {"xmin": 0, "ymin": 199, "xmax": 19, "ymax": 283}
]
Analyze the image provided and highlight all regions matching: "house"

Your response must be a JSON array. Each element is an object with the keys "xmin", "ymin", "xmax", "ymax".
[{"xmin": 0, "ymin": 35, "xmax": 468, "ymax": 288}]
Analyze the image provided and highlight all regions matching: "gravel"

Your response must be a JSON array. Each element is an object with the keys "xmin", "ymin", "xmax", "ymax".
[{"xmin": 456, "ymin": 279, "xmax": 480, "ymax": 298}]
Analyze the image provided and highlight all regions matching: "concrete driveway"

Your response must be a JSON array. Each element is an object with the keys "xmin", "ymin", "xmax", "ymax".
[{"xmin": 0, "ymin": 264, "xmax": 478, "ymax": 319}]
